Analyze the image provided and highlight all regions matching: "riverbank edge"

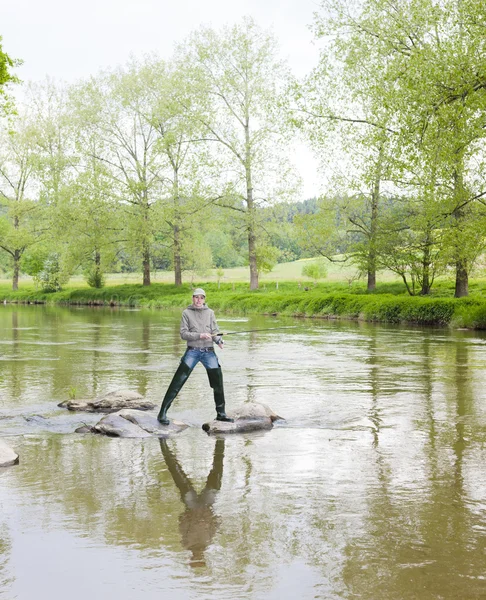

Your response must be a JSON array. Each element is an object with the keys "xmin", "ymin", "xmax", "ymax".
[{"xmin": 2, "ymin": 283, "xmax": 486, "ymax": 329}]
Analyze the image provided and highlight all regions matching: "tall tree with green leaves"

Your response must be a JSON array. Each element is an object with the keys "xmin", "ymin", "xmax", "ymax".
[
  {"xmin": 135, "ymin": 57, "xmax": 220, "ymax": 286},
  {"xmin": 304, "ymin": 0, "xmax": 486, "ymax": 297},
  {"xmin": 0, "ymin": 36, "xmax": 21, "ymax": 116},
  {"xmin": 71, "ymin": 66, "xmax": 167, "ymax": 286},
  {"xmin": 178, "ymin": 17, "xmax": 298, "ymax": 289},
  {"xmin": 0, "ymin": 116, "xmax": 45, "ymax": 290}
]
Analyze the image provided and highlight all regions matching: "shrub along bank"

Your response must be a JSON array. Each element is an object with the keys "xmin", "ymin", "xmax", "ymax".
[{"xmin": 1, "ymin": 282, "xmax": 486, "ymax": 329}]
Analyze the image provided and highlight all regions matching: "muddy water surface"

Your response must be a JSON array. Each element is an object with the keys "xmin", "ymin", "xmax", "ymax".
[{"xmin": 1, "ymin": 305, "xmax": 486, "ymax": 599}]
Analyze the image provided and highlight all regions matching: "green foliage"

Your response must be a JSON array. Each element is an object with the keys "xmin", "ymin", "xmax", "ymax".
[
  {"xmin": 37, "ymin": 254, "xmax": 63, "ymax": 293},
  {"xmin": 255, "ymin": 245, "xmax": 280, "ymax": 275},
  {"xmin": 0, "ymin": 37, "xmax": 21, "ymax": 115},
  {"xmin": 302, "ymin": 260, "xmax": 328, "ymax": 282},
  {"xmin": 85, "ymin": 266, "xmax": 105, "ymax": 289},
  {"xmin": 206, "ymin": 230, "xmax": 245, "ymax": 268},
  {"xmin": 20, "ymin": 249, "xmax": 49, "ymax": 278},
  {"xmin": 2, "ymin": 278, "xmax": 486, "ymax": 329}
]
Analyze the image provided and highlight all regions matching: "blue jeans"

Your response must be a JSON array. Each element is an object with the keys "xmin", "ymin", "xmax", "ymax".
[{"xmin": 182, "ymin": 348, "xmax": 220, "ymax": 370}]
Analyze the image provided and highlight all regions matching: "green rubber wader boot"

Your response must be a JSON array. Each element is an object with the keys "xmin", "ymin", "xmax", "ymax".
[
  {"xmin": 207, "ymin": 367, "xmax": 234, "ymax": 422},
  {"xmin": 157, "ymin": 361, "xmax": 193, "ymax": 425}
]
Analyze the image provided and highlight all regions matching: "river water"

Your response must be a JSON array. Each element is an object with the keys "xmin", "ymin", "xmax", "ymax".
[{"xmin": 0, "ymin": 305, "xmax": 486, "ymax": 599}]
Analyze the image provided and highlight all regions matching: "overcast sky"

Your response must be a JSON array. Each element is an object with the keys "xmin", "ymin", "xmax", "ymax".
[{"xmin": 2, "ymin": 0, "xmax": 323, "ymax": 197}]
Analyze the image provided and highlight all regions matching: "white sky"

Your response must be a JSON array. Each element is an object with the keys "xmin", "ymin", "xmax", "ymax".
[{"xmin": 2, "ymin": 0, "xmax": 323, "ymax": 198}]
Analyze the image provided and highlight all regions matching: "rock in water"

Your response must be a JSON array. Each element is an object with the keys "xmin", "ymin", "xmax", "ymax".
[
  {"xmin": 118, "ymin": 409, "xmax": 188, "ymax": 437},
  {"xmin": 227, "ymin": 402, "xmax": 283, "ymax": 422},
  {"xmin": 63, "ymin": 389, "xmax": 155, "ymax": 413},
  {"xmin": 202, "ymin": 402, "xmax": 282, "ymax": 435},
  {"xmin": 74, "ymin": 425, "xmax": 93, "ymax": 434},
  {"xmin": 92, "ymin": 414, "xmax": 153, "ymax": 438},
  {"xmin": 90, "ymin": 410, "xmax": 188, "ymax": 438},
  {"xmin": 202, "ymin": 417, "xmax": 273, "ymax": 435},
  {"xmin": 0, "ymin": 440, "xmax": 19, "ymax": 467}
]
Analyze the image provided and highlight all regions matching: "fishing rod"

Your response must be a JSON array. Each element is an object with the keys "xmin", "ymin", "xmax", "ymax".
[{"xmin": 211, "ymin": 326, "xmax": 297, "ymax": 337}]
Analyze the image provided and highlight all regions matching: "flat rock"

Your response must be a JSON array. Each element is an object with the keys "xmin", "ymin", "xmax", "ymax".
[
  {"xmin": 90, "ymin": 410, "xmax": 188, "ymax": 438},
  {"xmin": 118, "ymin": 409, "xmax": 189, "ymax": 437},
  {"xmin": 202, "ymin": 416, "xmax": 273, "ymax": 435},
  {"xmin": 64, "ymin": 389, "xmax": 155, "ymax": 413},
  {"xmin": 92, "ymin": 414, "xmax": 153, "ymax": 438},
  {"xmin": 202, "ymin": 402, "xmax": 283, "ymax": 435},
  {"xmin": 0, "ymin": 440, "xmax": 19, "ymax": 467}
]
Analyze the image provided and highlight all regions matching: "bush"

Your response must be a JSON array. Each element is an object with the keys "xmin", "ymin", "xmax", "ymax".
[
  {"xmin": 302, "ymin": 260, "xmax": 328, "ymax": 282},
  {"xmin": 37, "ymin": 254, "xmax": 63, "ymax": 293},
  {"xmin": 85, "ymin": 267, "xmax": 105, "ymax": 289}
]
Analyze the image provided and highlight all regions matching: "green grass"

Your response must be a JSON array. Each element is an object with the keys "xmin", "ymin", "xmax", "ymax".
[{"xmin": 1, "ymin": 258, "xmax": 486, "ymax": 328}]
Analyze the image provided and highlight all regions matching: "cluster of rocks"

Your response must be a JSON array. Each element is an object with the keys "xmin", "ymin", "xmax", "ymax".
[
  {"xmin": 64, "ymin": 389, "xmax": 283, "ymax": 438},
  {"xmin": 0, "ymin": 391, "xmax": 283, "ymax": 461}
]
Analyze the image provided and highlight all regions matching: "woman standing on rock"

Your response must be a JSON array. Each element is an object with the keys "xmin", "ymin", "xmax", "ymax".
[{"xmin": 157, "ymin": 288, "xmax": 234, "ymax": 425}]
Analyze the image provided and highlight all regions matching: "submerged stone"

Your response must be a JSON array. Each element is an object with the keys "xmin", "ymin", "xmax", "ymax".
[
  {"xmin": 63, "ymin": 389, "xmax": 155, "ymax": 413},
  {"xmin": 0, "ymin": 440, "xmax": 19, "ymax": 467}
]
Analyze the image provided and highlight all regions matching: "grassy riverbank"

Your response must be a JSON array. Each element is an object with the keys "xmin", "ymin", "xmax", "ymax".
[{"xmin": 1, "ymin": 280, "xmax": 486, "ymax": 329}]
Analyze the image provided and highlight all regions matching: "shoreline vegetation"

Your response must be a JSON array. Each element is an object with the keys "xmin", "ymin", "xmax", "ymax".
[{"xmin": 1, "ymin": 279, "xmax": 486, "ymax": 330}]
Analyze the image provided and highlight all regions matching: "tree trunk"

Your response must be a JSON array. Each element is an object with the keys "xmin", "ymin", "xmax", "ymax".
[
  {"xmin": 452, "ymin": 162, "xmax": 468, "ymax": 298},
  {"xmin": 454, "ymin": 260, "xmax": 468, "ymax": 298},
  {"xmin": 367, "ymin": 142, "xmax": 384, "ymax": 292},
  {"xmin": 174, "ymin": 223, "xmax": 182, "ymax": 287},
  {"xmin": 420, "ymin": 236, "xmax": 431, "ymax": 295},
  {"xmin": 245, "ymin": 120, "xmax": 258, "ymax": 290},
  {"xmin": 248, "ymin": 222, "xmax": 258, "ymax": 290},
  {"xmin": 367, "ymin": 269, "xmax": 376, "ymax": 291},
  {"xmin": 172, "ymin": 167, "xmax": 182, "ymax": 287},
  {"xmin": 12, "ymin": 249, "xmax": 20, "ymax": 291},
  {"xmin": 142, "ymin": 246, "xmax": 151, "ymax": 286}
]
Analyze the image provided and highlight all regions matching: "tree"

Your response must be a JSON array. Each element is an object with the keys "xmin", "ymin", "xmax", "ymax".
[
  {"xmin": 305, "ymin": 0, "xmax": 486, "ymax": 297},
  {"xmin": 71, "ymin": 66, "xmax": 166, "ymax": 286},
  {"xmin": 137, "ymin": 57, "xmax": 219, "ymax": 286},
  {"xmin": 179, "ymin": 17, "xmax": 298, "ymax": 289},
  {"xmin": 0, "ymin": 36, "xmax": 21, "ymax": 115},
  {"xmin": 302, "ymin": 260, "xmax": 328, "ymax": 283},
  {"xmin": 58, "ymin": 151, "xmax": 121, "ymax": 288},
  {"xmin": 0, "ymin": 116, "xmax": 44, "ymax": 290}
]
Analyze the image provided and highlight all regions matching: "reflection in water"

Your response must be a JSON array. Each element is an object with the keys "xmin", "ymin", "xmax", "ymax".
[
  {"xmin": 0, "ymin": 524, "xmax": 13, "ymax": 597},
  {"xmin": 2, "ymin": 307, "xmax": 486, "ymax": 598},
  {"xmin": 160, "ymin": 439, "xmax": 224, "ymax": 568},
  {"xmin": 341, "ymin": 333, "xmax": 486, "ymax": 600}
]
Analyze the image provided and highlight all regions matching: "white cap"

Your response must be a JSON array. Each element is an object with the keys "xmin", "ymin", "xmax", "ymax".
[{"xmin": 192, "ymin": 288, "xmax": 206, "ymax": 297}]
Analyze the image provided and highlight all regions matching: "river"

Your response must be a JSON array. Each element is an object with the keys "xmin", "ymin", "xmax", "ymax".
[{"xmin": 0, "ymin": 305, "xmax": 485, "ymax": 599}]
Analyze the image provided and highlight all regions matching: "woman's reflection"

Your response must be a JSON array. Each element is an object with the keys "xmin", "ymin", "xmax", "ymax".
[{"xmin": 159, "ymin": 439, "xmax": 225, "ymax": 568}]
